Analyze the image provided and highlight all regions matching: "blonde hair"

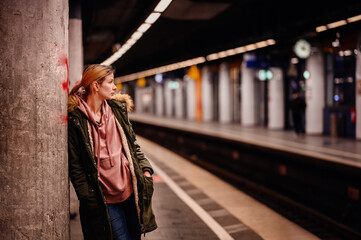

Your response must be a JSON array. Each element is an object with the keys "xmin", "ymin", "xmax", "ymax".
[{"xmin": 68, "ymin": 64, "xmax": 114, "ymax": 112}]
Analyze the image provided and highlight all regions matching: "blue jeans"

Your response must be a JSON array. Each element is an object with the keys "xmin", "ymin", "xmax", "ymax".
[{"xmin": 107, "ymin": 194, "xmax": 141, "ymax": 240}]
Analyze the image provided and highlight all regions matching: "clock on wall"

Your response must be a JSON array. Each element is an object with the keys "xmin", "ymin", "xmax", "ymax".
[{"xmin": 293, "ymin": 39, "xmax": 311, "ymax": 59}]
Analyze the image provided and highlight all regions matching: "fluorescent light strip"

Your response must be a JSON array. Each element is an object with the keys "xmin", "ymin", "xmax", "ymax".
[
  {"xmin": 137, "ymin": 23, "xmax": 151, "ymax": 33},
  {"xmin": 145, "ymin": 12, "xmax": 161, "ymax": 24},
  {"xmin": 101, "ymin": 1, "xmax": 173, "ymax": 65},
  {"xmin": 206, "ymin": 39, "xmax": 276, "ymax": 61},
  {"xmin": 115, "ymin": 57, "xmax": 206, "ymax": 83},
  {"xmin": 315, "ymin": 14, "xmax": 361, "ymax": 32},
  {"xmin": 327, "ymin": 20, "xmax": 347, "ymax": 29},
  {"xmin": 255, "ymin": 40, "xmax": 268, "ymax": 48},
  {"xmin": 266, "ymin": 39, "xmax": 276, "ymax": 45},
  {"xmin": 130, "ymin": 31, "xmax": 143, "ymax": 40},
  {"xmin": 316, "ymin": 25, "xmax": 327, "ymax": 32},
  {"xmin": 154, "ymin": 0, "xmax": 172, "ymax": 12},
  {"xmin": 118, "ymin": 38, "xmax": 277, "ymax": 82},
  {"xmin": 347, "ymin": 14, "xmax": 361, "ymax": 23},
  {"xmin": 245, "ymin": 44, "xmax": 257, "ymax": 51}
]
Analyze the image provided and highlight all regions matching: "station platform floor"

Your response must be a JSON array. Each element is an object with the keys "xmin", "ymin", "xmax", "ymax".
[
  {"xmin": 128, "ymin": 113, "xmax": 361, "ymax": 169},
  {"xmin": 70, "ymin": 136, "xmax": 321, "ymax": 240}
]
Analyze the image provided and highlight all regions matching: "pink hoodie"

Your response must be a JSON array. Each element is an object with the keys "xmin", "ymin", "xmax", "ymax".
[{"xmin": 77, "ymin": 96, "xmax": 133, "ymax": 203}]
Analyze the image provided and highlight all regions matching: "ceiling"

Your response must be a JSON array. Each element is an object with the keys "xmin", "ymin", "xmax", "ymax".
[{"xmin": 80, "ymin": 0, "xmax": 361, "ymax": 77}]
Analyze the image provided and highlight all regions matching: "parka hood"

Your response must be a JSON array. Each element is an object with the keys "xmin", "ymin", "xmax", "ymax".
[
  {"xmin": 112, "ymin": 93, "xmax": 134, "ymax": 112},
  {"xmin": 68, "ymin": 93, "xmax": 133, "ymax": 113}
]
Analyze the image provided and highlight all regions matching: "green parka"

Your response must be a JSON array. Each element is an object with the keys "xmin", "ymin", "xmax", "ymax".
[{"xmin": 68, "ymin": 94, "xmax": 157, "ymax": 240}]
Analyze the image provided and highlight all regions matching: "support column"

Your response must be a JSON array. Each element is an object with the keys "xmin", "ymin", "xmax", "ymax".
[
  {"xmin": 174, "ymin": 79, "xmax": 184, "ymax": 118},
  {"xmin": 135, "ymin": 87, "xmax": 143, "ymax": 113},
  {"xmin": 356, "ymin": 33, "xmax": 361, "ymax": 140},
  {"xmin": 202, "ymin": 66, "xmax": 213, "ymax": 122},
  {"xmin": 164, "ymin": 80, "xmax": 173, "ymax": 117},
  {"xmin": 305, "ymin": 47, "xmax": 325, "ymax": 134},
  {"xmin": 219, "ymin": 62, "xmax": 232, "ymax": 123},
  {"xmin": 241, "ymin": 54, "xmax": 257, "ymax": 126},
  {"xmin": 0, "ymin": 0, "xmax": 69, "ymax": 239},
  {"xmin": 155, "ymin": 83, "xmax": 164, "ymax": 116},
  {"xmin": 69, "ymin": 0, "xmax": 83, "ymax": 89},
  {"xmin": 185, "ymin": 76, "xmax": 196, "ymax": 120},
  {"xmin": 268, "ymin": 67, "xmax": 284, "ymax": 129}
]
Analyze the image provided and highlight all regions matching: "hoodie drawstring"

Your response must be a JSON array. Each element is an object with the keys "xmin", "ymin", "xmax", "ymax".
[{"xmin": 96, "ymin": 125, "xmax": 101, "ymax": 178}]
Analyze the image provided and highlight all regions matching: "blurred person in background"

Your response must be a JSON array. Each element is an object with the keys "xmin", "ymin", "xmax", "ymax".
[
  {"xmin": 290, "ymin": 90, "xmax": 306, "ymax": 136},
  {"xmin": 68, "ymin": 64, "xmax": 157, "ymax": 240}
]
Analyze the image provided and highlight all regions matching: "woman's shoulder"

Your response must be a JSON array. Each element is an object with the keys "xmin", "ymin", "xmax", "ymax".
[{"xmin": 110, "ymin": 93, "xmax": 134, "ymax": 113}]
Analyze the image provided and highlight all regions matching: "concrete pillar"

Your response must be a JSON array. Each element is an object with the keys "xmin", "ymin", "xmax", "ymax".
[
  {"xmin": 0, "ymin": 0, "xmax": 69, "ymax": 239},
  {"xmin": 241, "ymin": 54, "xmax": 257, "ymax": 126},
  {"xmin": 268, "ymin": 67, "xmax": 284, "ymax": 129},
  {"xmin": 185, "ymin": 76, "xmax": 196, "ymax": 120},
  {"xmin": 305, "ymin": 47, "xmax": 325, "ymax": 134},
  {"xmin": 135, "ymin": 87, "xmax": 143, "ymax": 113},
  {"xmin": 356, "ymin": 33, "xmax": 361, "ymax": 140},
  {"xmin": 174, "ymin": 79, "xmax": 184, "ymax": 118},
  {"xmin": 202, "ymin": 66, "xmax": 213, "ymax": 122},
  {"xmin": 69, "ymin": 0, "xmax": 83, "ymax": 89},
  {"xmin": 219, "ymin": 62, "xmax": 232, "ymax": 123},
  {"xmin": 155, "ymin": 84, "xmax": 164, "ymax": 116},
  {"xmin": 164, "ymin": 80, "xmax": 174, "ymax": 117}
]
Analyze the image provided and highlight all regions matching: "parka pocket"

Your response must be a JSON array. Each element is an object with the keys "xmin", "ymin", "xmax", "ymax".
[
  {"xmin": 142, "ymin": 175, "xmax": 156, "ymax": 230},
  {"xmin": 79, "ymin": 189, "xmax": 103, "ymax": 217},
  {"xmin": 143, "ymin": 175, "xmax": 154, "ymax": 199}
]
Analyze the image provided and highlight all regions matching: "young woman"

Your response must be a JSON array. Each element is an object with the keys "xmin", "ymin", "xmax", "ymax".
[{"xmin": 68, "ymin": 64, "xmax": 157, "ymax": 240}]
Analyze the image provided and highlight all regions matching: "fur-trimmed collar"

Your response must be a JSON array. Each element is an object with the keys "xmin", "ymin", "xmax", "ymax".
[
  {"xmin": 68, "ymin": 93, "xmax": 133, "ymax": 113},
  {"xmin": 112, "ymin": 93, "xmax": 133, "ymax": 112}
]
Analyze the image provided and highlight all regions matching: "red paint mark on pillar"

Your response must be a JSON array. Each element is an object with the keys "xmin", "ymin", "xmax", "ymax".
[
  {"xmin": 61, "ymin": 115, "xmax": 68, "ymax": 124},
  {"xmin": 59, "ymin": 54, "xmax": 69, "ymax": 93}
]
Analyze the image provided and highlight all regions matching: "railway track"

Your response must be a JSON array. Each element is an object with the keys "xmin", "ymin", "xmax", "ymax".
[{"xmin": 132, "ymin": 121, "xmax": 361, "ymax": 240}]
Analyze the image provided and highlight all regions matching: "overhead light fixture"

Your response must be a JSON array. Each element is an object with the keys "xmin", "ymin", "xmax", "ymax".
[
  {"xmin": 226, "ymin": 49, "xmax": 236, "ymax": 56},
  {"xmin": 122, "ymin": 43, "xmax": 131, "ymax": 51},
  {"xmin": 291, "ymin": 58, "xmax": 299, "ymax": 64},
  {"xmin": 116, "ymin": 39, "xmax": 278, "ymax": 82},
  {"xmin": 137, "ymin": 23, "xmax": 151, "ymax": 33},
  {"xmin": 266, "ymin": 39, "xmax": 276, "ymax": 45},
  {"xmin": 115, "ymin": 57, "xmax": 206, "ymax": 82},
  {"xmin": 218, "ymin": 51, "xmax": 228, "ymax": 58},
  {"xmin": 145, "ymin": 12, "xmax": 161, "ymax": 24},
  {"xmin": 101, "ymin": 1, "xmax": 173, "ymax": 65},
  {"xmin": 347, "ymin": 14, "xmax": 361, "ymax": 23},
  {"xmin": 255, "ymin": 41, "xmax": 268, "ymax": 48},
  {"xmin": 126, "ymin": 38, "xmax": 136, "ymax": 46},
  {"xmin": 130, "ymin": 31, "xmax": 143, "ymax": 40},
  {"xmin": 205, "ymin": 39, "xmax": 276, "ymax": 62},
  {"xmin": 332, "ymin": 38, "xmax": 340, "ymax": 47},
  {"xmin": 344, "ymin": 50, "xmax": 352, "ymax": 56},
  {"xmin": 316, "ymin": 14, "xmax": 361, "ymax": 33},
  {"xmin": 154, "ymin": 0, "xmax": 173, "ymax": 12},
  {"xmin": 234, "ymin": 47, "xmax": 246, "ymax": 53},
  {"xmin": 316, "ymin": 25, "xmax": 327, "ymax": 32},
  {"xmin": 245, "ymin": 44, "xmax": 257, "ymax": 51},
  {"xmin": 206, "ymin": 53, "xmax": 219, "ymax": 61},
  {"xmin": 327, "ymin": 20, "xmax": 347, "ymax": 29},
  {"xmin": 113, "ymin": 51, "xmax": 123, "ymax": 58}
]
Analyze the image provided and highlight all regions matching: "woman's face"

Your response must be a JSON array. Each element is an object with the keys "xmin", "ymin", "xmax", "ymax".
[{"xmin": 98, "ymin": 73, "xmax": 116, "ymax": 100}]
